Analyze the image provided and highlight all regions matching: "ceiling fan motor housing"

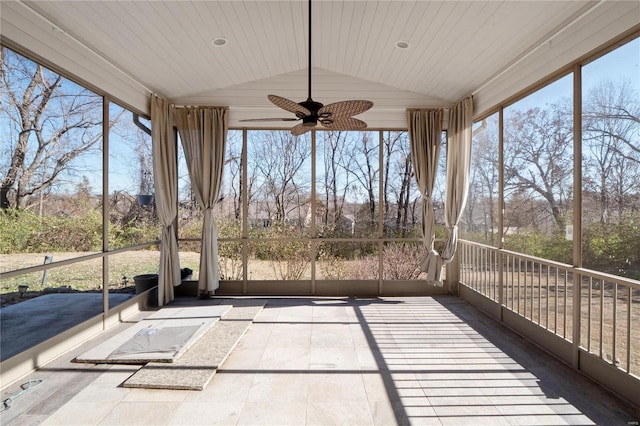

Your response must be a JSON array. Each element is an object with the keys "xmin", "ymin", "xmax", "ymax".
[
  {"xmin": 299, "ymin": 99, "xmax": 330, "ymax": 126},
  {"xmin": 302, "ymin": 115, "xmax": 318, "ymax": 127}
]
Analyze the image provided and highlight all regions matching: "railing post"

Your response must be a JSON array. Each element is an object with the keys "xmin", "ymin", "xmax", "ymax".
[
  {"xmin": 498, "ymin": 251, "xmax": 504, "ymax": 320},
  {"xmin": 447, "ymin": 250, "xmax": 460, "ymax": 295},
  {"xmin": 572, "ymin": 272, "xmax": 582, "ymax": 368}
]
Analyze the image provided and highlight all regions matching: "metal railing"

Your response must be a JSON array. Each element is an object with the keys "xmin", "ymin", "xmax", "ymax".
[{"xmin": 458, "ymin": 239, "xmax": 639, "ymax": 380}]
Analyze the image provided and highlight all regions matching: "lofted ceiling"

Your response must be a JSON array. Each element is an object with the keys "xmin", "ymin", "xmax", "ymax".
[{"xmin": 2, "ymin": 1, "xmax": 638, "ymax": 128}]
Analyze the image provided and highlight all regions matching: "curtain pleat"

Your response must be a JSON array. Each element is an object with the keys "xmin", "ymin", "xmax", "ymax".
[
  {"xmin": 175, "ymin": 106, "xmax": 228, "ymax": 296},
  {"xmin": 151, "ymin": 95, "xmax": 180, "ymax": 305},
  {"xmin": 407, "ymin": 96, "xmax": 473, "ymax": 286}
]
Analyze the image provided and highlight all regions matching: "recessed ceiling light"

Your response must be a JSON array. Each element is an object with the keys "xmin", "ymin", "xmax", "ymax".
[
  {"xmin": 211, "ymin": 38, "xmax": 227, "ymax": 47},
  {"xmin": 396, "ymin": 40, "xmax": 410, "ymax": 49}
]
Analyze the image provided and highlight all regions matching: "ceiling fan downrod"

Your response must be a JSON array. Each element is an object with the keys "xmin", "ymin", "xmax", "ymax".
[
  {"xmin": 307, "ymin": 0, "xmax": 312, "ymax": 103},
  {"xmin": 242, "ymin": 0, "xmax": 373, "ymax": 135}
]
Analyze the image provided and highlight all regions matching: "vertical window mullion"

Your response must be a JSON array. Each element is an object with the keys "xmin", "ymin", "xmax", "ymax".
[
  {"xmin": 102, "ymin": 96, "xmax": 109, "ymax": 318},
  {"xmin": 242, "ymin": 129, "xmax": 248, "ymax": 294},
  {"xmin": 378, "ymin": 130, "xmax": 384, "ymax": 294},
  {"xmin": 572, "ymin": 64, "xmax": 583, "ymax": 366},
  {"xmin": 311, "ymin": 130, "xmax": 317, "ymax": 293}
]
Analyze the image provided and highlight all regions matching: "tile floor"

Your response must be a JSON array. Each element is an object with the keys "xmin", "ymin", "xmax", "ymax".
[{"xmin": 3, "ymin": 296, "xmax": 639, "ymax": 425}]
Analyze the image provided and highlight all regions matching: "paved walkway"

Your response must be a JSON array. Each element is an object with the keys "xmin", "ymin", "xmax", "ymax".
[{"xmin": 2, "ymin": 297, "xmax": 639, "ymax": 425}]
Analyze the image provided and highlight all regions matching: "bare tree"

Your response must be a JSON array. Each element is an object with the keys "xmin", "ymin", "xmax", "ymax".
[
  {"xmin": 467, "ymin": 117, "xmax": 500, "ymax": 243},
  {"xmin": 583, "ymin": 80, "xmax": 640, "ymax": 222},
  {"xmin": 135, "ymin": 135, "xmax": 154, "ymax": 195},
  {"xmin": 584, "ymin": 80, "xmax": 640, "ymax": 161},
  {"xmin": 382, "ymin": 131, "xmax": 419, "ymax": 236},
  {"xmin": 345, "ymin": 132, "xmax": 378, "ymax": 229},
  {"xmin": 223, "ymin": 134, "xmax": 242, "ymax": 220},
  {"xmin": 382, "ymin": 131, "xmax": 401, "ymax": 223},
  {"xmin": 249, "ymin": 131, "xmax": 311, "ymax": 224},
  {"xmin": 1, "ymin": 48, "xmax": 105, "ymax": 209},
  {"xmin": 504, "ymin": 105, "xmax": 574, "ymax": 230},
  {"xmin": 318, "ymin": 131, "xmax": 352, "ymax": 230}
]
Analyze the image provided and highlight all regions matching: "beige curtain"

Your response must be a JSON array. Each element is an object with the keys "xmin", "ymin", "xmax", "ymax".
[
  {"xmin": 407, "ymin": 108, "xmax": 444, "ymax": 285},
  {"xmin": 151, "ymin": 95, "xmax": 180, "ymax": 305},
  {"xmin": 441, "ymin": 96, "xmax": 474, "ymax": 264},
  {"xmin": 406, "ymin": 97, "xmax": 473, "ymax": 286},
  {"xmin": 174, "ymin": 106, "xmax": 228, "ymax": 296}
]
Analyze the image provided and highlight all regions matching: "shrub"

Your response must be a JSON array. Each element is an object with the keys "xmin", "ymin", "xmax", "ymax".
[
  {"xmin": 0, "ymin": 209, "xmax": 42, "ymax": 253},
  {"xmin": 27, "ymin": 209, "xmax": 103, "ymax": 251},
  {"xmin": 316, "ymin": 232, "xmax": 377, "ymax": 259},
  {"xmin": 266, "ymin": 235, "xmax": 310, "ymax": 281},
  {"xmin": 108, "ymin": 219, "xmax": 159, "ymax": 248},
  {"xmin": 0, "ymin": 208, "xmax": 103, "ymax": 253},
  {"xmin": 245, "ymin": 224, "xmax": 310, "ymax": 280},
  {"xmin": 218, "ymin": 241, "xmax": 243, "ymax": 280},
  {"xmin": 504, "ymin": 230, "xmax": 571, "ymax": 264},
  {"xmin": 353, "ymin": 255, "xmax": 379, "ymax": 280},
  {"xmin": 383, "ymin": 243, "xmax": 423, "ymax": 280},
  {"xmin": 583, "ymin": 216, "xmax": 640, "ymax": 279},
  {"xmin": 0, "ymin": 208, "xmax": 162, "ymax": 254},
  {"xmin": 317, "ymin": 252, "xmax": 350, "ymax": 280}
]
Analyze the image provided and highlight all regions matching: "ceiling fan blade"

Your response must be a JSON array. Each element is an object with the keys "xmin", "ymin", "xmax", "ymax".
[
  {"xmin": 268, "ymin": 95, "xmax": 311, "ymax": 116},
  {"xmin": 290, "ymin": 123, "xmax": 313, "ymax": 136},
  {"xmin": 238, "ymin": 118, "xmax": 300, "ymax": 122},
  {"xmin": 318, "ymin": 100, "xmax": 373, "ymax": 119},
  {"xmin": 321, "ymin": 117, "xmax": 368, "ymax": 131}
]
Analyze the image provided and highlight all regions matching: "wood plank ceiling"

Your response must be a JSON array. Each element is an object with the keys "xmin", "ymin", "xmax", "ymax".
[{"xmin": 13, "ymin": 1, "xmax": 603, "ymax": 128}]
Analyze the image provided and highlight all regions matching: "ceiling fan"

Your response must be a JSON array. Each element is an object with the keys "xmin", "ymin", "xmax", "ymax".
[{"xmin": 240, "ymin": 0, "xmax": 373, "ymax": 136}]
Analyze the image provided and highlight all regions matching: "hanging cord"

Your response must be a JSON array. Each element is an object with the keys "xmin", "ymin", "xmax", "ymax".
[{"xmin": 1, "ymin": 379, "xmax": 43, "ymax": 413}]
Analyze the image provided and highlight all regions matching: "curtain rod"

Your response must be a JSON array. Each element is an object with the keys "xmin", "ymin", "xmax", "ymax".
[{"xmin": 173, "ymin": 105, "xmax": 228, "ymax": 109}]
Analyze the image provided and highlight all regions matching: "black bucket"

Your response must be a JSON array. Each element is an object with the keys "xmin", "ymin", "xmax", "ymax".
[
  {"xmin": 134, "ymin": 273, "xmax": 158, "ymax": 307},
  {"xmin": 137, "ymin": 194, "xmax": 154, "ymax": 206},
  {"xmin": 134, "ymin": 273, "xmax": 158, "ymax": 294}
]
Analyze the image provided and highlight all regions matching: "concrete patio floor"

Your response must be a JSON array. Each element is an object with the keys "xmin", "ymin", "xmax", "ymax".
[{"xmin": 1, "ymin": 296, "xmax": 639, "ymax": 425}]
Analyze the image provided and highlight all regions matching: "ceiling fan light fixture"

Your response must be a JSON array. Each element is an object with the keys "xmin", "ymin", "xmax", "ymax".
[
  {"xmin": 396, "ymin": 40, "xmax": 410, "ymax": 49},
  {"xmin": 302, "ymin": 116, "xmax": 317, "ymax": 127},
  {"xmin": 211, "ymin": 37, "xmax": 227, "ymax": 47}
]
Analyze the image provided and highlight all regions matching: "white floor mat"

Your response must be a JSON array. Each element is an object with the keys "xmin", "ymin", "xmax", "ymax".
[{"xmin": 73, "ymin": 305, "xmax": 232, "ymax": 364}]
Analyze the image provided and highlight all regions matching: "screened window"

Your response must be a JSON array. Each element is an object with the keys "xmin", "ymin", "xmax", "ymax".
[
  {"xmin": 503, "ymin": 75, "xmax": 574, "ymax": 263},
  {"xmin": 581, "ymin": 38, "xmax": 640, "ymax": 279},
  {"xmin": 0, "ymin": 47, "xmax": 104, "ymax": 275},
  {"xmin": 463, "ymin": 113, "xmax": 500, "ymax": 245}
]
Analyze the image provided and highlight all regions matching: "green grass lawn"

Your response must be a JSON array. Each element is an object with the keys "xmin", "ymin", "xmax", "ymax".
[{"xmin": 1, "ymin": 251, "xmax": 201, "ymax": 297}]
